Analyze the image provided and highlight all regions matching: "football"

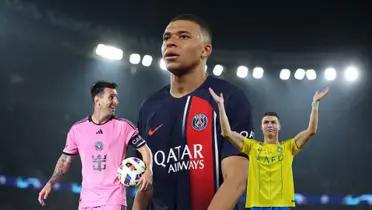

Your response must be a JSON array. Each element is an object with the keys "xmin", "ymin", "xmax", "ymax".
[{"xmin": 117, "ymin": 157, "xmax": 146, "ymax": 186}]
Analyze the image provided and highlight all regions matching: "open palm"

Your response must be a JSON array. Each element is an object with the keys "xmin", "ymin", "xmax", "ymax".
[
  {"xmin": 209, "ymin": 88, "xmax": 224, "ymax": 104},
  {"xmin": 313, "ymin": 86, "xmax": 330, "ymax": 102}
]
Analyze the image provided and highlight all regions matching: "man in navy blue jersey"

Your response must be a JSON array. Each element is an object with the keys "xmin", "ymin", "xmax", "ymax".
[{"xmin": 133, "ymin": 14, "xmax": 254, "ymax": 210}]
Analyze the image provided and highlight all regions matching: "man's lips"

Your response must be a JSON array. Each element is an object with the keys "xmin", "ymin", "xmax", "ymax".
[{"xmin": 164, "ymin": 52, "xmax": 179, "ymax": 60}]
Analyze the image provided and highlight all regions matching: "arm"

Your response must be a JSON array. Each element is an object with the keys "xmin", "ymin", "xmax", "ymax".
[
  {"xmin": 132, "ymin": 107, "xmax": 153, "ymax": 210},
  {"xmin": 209, "ymin": 88, "xmax": 246, "ymax": 150},
  {"xmin": 38, "ymin": 154, "xmax": 75, "ymax": 206},
  {"xmin": 132, "ymin": 188, "xmax": 152, "ymax": 210},
  {"xmin": 132, "ymin": 144, "xmax": 153, "ymax": 210},
  {"xmin": 136, "ymin": 144, "xmax": 153, "ymax": 191},
  {"xmin": 295, "ymin": 87, "xmax": 330, "ymax": 148},
  {"xmin": 208, "ymin": 156, "xmax": 248, "ymax": 210},
  {"xmin": 208, "ymin": 87, "xmax": 251, "ymax": 210},
  {"xmin": 132, "ymin": 188, "xmax": 153, "ymax": 210}
]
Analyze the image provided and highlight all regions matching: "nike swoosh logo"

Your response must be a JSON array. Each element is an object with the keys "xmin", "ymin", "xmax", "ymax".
[{"xmin": 148, "ymin": 124, "xmax": 163, "ymax": 136}]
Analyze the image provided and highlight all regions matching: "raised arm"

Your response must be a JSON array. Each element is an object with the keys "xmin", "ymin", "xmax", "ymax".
[
  {"xmin": 38, "ymin": 154, "xmax": 75, "ymax": 206},
  {"xmin": 207, "ymin": 87, "xmax": 250, "ymax": 210},
  {"xmin": 209, "ymin": 88, "xmax": 245, "ymax": 150},
  {"xmin": 295, "ymin": 87, "xmax": 330, "ymax": 148}
]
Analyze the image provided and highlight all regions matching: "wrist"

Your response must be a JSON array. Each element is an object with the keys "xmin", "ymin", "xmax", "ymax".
[
  {"xmin": 145, "ymin": 168, "xmax": 153, "ymax": 175},
  {"xmin": 312, "ymin": 101, "xmax": 319, "ymax": 108},
  {"xmin": 46, "ymin": 181, "xmax": 55, "ymax": 187}
]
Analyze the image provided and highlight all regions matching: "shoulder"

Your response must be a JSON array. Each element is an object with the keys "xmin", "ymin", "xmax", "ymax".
[
  {"xmin": 207, "ymin": 76, "xmax": 248, "ymax": 103},
  {"xmin": 70, "ymin": 116, "xmax": 89, "ymax": 130},
  {"xmin": 114, "ymin": 117, "xmax": 137, "ymax": 130},
  {"xmin": 207, "ymin": 76, "xmax": 243, "ymax": 94},
  {"xmin": 244, "ymin": 138, "xmax": 259, "ymax": 144},
  {"xmin": 140, "ymin": 85, "xmax": 170, "ymax": 110},
  {"xmin": 281, "ymin": 138, "xmax": 296, "ymax": 146}
]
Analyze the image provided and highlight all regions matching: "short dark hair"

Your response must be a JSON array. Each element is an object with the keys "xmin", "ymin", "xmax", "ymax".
[
  {"xmin": 263, "ymin": 112, "xmax": 280, "ymax": 120},
  {"xmin": 170, "ymin": 14, "xmax": 212, "ymax": 43},
  {"xmin": 90, "ymin": 81, "xmax": 117, "ymax": 100}
]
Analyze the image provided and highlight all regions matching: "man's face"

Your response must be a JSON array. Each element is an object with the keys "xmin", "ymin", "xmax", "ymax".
[
  {"xmin": 261, "ymin": 116, "xmax": 281, "ymax": 138},
  {"xmin": 95, "ymin": 88, "xmax": 119, "ymax": 116},
  {"xmin": 161, "ymin": 20, "xmax": 211, "ymax": 76}
]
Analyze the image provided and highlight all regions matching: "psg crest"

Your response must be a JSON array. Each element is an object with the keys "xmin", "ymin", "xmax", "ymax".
[
  {"xmin": 95, "ymin": 141, "xmax": 104, "ymax": 151},
  {"xmin": 192, "ymin": 113, "xmax": 208, "ymax": 131}
]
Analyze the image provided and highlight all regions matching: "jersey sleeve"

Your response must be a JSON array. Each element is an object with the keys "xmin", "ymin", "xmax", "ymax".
[
  {"xmin": 284, "ymin": 138, "xmax": 301, "ymax": 156},
  {"xmin": 241, "ymin": 138, "xmax": 255, "ymax": 155},
  {"xmin": 220, "ymin": 90, "xmax": 255, "ymax": 159},
  {"xmin": 62, "ymin": 127, "xmax": 78, "ymax": 155},
  {"xmin": 125, "ymin": 120, "xmax": 146, "ymax": 149}
]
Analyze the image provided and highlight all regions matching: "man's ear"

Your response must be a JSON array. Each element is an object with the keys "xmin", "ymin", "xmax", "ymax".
[{"xmin": 201, "ymin": 43, "xmax": 212, "ymax": 58}]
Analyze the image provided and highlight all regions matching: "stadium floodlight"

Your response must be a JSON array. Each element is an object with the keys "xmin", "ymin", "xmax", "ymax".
[
  {"xmin": 324, "ymin": 67, "xmax": 337, "ymax": 81},
  {"xmin": 213, "ymin": 64, "xmax": 224, "ymax": 76},
  {"xmin": 236, "ymin": 66, "xmax": 248, "ymax": 78},
  {"xmin": 159, "ymin": 59, "xmax": 167, "ymax": 70},
  {"xmin": 344, "ymin": 66, "xmax": 359, "ymax": 82},
  {"xmin": 294, "ymin": 68, "xmax": 306, "ymax": 80},
  {"xmin": 141, "ymin": 55, "xmax": 153, "ymax": 67},
  {"xmin": 129, "ymin": 53, "xmax": 141, "ymax": 64},
  {"xmin": 306, "ymin": 69, "xmax": 317, "ymax": 80},
  {"xmin": 252, "ymin": 67, "xmax": 264, "ymax": 79},
  {"xmin": 280, "ymin": 69, "xmax": 291, "ymax": 80},
  {"xmin": 95, "ymin": 44, "xmax": 123, "ymax": 60}
]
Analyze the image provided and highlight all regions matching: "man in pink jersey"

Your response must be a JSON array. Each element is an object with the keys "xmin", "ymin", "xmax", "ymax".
[{"xmin": 38, "ymin": 81, "xmax": 153, "ymax": 210}]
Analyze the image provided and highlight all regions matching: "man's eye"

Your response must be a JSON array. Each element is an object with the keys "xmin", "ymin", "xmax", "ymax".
[{"xmin": 180, "ymin": 35, "xmax": 189, "ymax": 39}]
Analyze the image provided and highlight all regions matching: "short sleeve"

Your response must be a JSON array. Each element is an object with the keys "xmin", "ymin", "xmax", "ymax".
[
  {"xmin": 63, "ymin": 128, "xmax": 78, "ymax": 155},
  {"xmin": 125, "ymin": 120, "xmax": 146, "ymax": 148},
  {"xmin": 284, "ymin": 138, "xmax": 301, "ymax": 156},
  {"xmin": 241, "ymin": 138, "xmax": 254, "ymax": 155}
]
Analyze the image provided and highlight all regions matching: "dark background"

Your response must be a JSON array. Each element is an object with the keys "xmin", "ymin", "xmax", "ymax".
[{"xmin": 0, "ymin": 0, "xmax": 371, "ymax": 209}]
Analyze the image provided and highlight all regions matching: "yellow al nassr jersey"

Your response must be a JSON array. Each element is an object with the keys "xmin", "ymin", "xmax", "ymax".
[{"xmin": 241, "ymin": 138, "xmax": 301, "ymax": 208}]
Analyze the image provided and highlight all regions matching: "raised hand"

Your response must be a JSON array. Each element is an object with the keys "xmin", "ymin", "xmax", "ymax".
[
  {"xmin": 313, "ymin": 86, "xmax": 330, "ymax": 102},
  {"xmin": 209, "ymin": 88, "xmax": 224, "ymax": 105}
]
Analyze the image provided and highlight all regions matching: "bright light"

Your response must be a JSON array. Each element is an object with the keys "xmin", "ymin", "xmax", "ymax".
[
  {"xmin": 141, "ymin": 55, "xmax": 153, "ymax": 67},
  {"xmin": 344, "ymin": 66, "xmax": 359, "ymax": 81},
  {"xmin": 236, "ymin": 66, "xmax": 248, "ymax": 78},
  {"xmin": 159, "ymin": 59, "xmax": 167, "ymax": 70},
  {"xmin": 95, "ymin": 44, "xmax": 123, "ymax": 60},
  {"xmin": 306, "ymin": 69, "xmax": 317, "ymax": 80},
  {"xmin": 324, "ymin": 67, "xmax": 337, "ymax": 81},
  {"xmin": 213, "ymin": 64, "xmax": 224, "ymax": 76},
  {"xmin": 280, "ymin": 69, "xmax": 291, "ymax": 80},
  {"xmin": 294, "ymin": 68, "xmax": 306, "ymax": 80},
  {"xmin": 129, "ymin": 53, "xmax": 141, "ymax": 64},
  {"xmin": 252, "ymin": 67, "xmax": 264, "ymax": 79}
]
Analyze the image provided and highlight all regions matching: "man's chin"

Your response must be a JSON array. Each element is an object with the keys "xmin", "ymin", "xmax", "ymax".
[
  {"xmin": 106, "ymin": 110, "xmax": 115, "ymax": 117},
  {"xmin": 167, "ymin": 66, "xmax": 189, "ymax": 77}
]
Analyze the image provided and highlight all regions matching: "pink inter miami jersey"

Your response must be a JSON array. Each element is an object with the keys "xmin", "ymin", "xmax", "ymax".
[{"xmin": 63, "ymin": 116, "xmax": 141, "ymax": 208}]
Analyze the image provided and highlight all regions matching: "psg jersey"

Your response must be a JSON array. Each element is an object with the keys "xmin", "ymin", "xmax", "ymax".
[{"xmin": 138, "ymin": 76, "xmax": 254, "ymax": 210}]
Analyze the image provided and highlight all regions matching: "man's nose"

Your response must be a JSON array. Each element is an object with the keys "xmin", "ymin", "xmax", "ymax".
[
  {"xmin": 114, "ymin": 98, "xmax": 119, "ymax": 105},
  {"xmin": 165, "ymin": 36, "xmax": 177, "ymax": 48}
]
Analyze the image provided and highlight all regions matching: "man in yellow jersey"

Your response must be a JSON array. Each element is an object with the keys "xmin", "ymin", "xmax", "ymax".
[{"xmin": 209, "ymin": 87, "xmax": 330, "ymax": 210}]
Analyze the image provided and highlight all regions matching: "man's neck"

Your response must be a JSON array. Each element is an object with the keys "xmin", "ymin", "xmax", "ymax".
[
  {"xmin": 264, "ymin": 136, "xmax": 279, "ymax": 144},
  {"xmin": 169, "ymin": 65, "xmax": 207, "ymax": 98},
  {"xmin": 91, "ymin": 111, "xmax": 112, "ymax": 124}
]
